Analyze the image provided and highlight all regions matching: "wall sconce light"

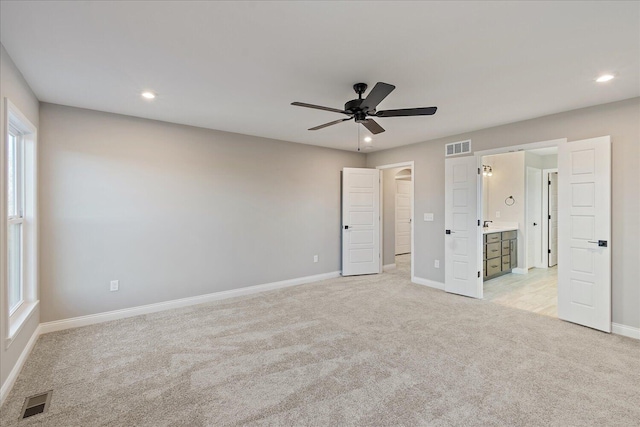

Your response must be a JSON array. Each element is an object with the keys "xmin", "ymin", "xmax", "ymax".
[{"xmin": 482, "ymin": 165, "xmax": 493, "ymax": 177}]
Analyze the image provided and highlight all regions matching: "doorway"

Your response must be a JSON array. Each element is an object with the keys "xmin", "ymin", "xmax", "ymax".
[
  {"xmin": 377, "ymin": 162, "xmax": 414, "ymax": 280},
  {"xmin": 479, "ymin": 146, "xmax": 559, "ymax": 317}
]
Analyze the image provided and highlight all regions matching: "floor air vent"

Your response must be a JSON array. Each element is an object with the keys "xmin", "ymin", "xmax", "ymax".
[{"xmin": 20, "ymin": 391, "xmax": 52, "ymax": 419}]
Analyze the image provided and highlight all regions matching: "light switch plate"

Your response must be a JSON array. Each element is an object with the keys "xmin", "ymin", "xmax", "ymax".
[
  {"xmin": 424, "ymin": 213, "xmax": 434, "ymax": 221},
  {"xmin": 110, "ymin": 280, "xmax": 119, "ymax": 292}
]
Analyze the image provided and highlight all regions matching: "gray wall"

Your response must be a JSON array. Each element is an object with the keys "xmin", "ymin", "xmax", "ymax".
[
  {"xmin": 0, "ymin": 45, "xmax": 40, "ymax": 390},
  {"xmin": 38, "ymin": 103, "xmax": 365, "ymax": 322},
  {"xmin": 367, "ymin": 97, "xmax": 640, "ymax": 329}
]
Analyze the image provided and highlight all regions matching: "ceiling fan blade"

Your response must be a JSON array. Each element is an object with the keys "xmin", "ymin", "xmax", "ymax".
[
  {"xmin": 376, "ymin": 107, "xmax": 438, "ymax": 117},
  {"xmin": 292, "ymin": 102, "xmax": 348, "ymax": 115},
  {"xmin": 361, "ymin": 119, "xmax": 385, "ymax": 134},
  {"xmin": 309, "ymin": 117, "xmax": 352, "ymax": 131},
  {"xmin": 360, "ymin": 82, "xmax": 396, "ymax": 112}
]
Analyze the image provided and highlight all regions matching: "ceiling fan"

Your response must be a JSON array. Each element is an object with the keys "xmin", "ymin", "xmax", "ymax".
[{"xmin": 291, "ymin": 82, "xmax": 437, "ymax": 135}]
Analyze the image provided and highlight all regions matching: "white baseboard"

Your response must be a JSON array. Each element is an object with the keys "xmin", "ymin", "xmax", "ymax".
[
  {"xmin": 412, "ymin": 276, "xmax": 445, "ymax": 290},
  {"xmin": 512, "ymin": 268, "xmax": 528, "ymax": 275},
  {"xmin": 39, "ymin": 271, "xmax": 340, "ymax": 335},
  {"xmin": 0, "ymin": 325, "xmax": 41, "ymax": 406},
  {"xmin": 612, "ymin": 323, "xmax": 640, "ymax": 340},
  {"xmin": 383, "ymin": 263, "xmax": 396, "ymax": 272}
]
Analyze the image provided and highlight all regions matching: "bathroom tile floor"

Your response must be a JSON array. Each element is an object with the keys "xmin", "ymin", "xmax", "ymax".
[{"xmin": 483, "ymin": 267, "xmax": 558, "ymax": 317}]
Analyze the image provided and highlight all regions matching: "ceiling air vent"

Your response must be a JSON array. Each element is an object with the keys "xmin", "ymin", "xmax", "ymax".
[
  {"xmin": 21, "ymin": 391, "xmax": 52, "ymax": 419},
  {"xmin": 445, "ymin": 140, "xmax": 471, "ymax": 157}
]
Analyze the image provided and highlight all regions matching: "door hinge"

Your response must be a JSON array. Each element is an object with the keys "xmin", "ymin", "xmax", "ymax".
[
  {"xmin": 478, "ymin": 219, "xmax": 480, "ymax": 226},
  {"xmin": 478, "ymin": 168, "xmax": 481, "ymax": 175},
  {"xmin": 478, "ymin": 271, "xmax": 481, "ymax": 278},
  {"xmin": 548, "ymin": 249, "xmax": 551, "ymax": 254},
  {"xmin": 548, "ymin": 214, "xmax": 551, "ymax": 219},
  {"xmin": 548, "ymin": 181, "xmax": 551, "ymax": 185}
]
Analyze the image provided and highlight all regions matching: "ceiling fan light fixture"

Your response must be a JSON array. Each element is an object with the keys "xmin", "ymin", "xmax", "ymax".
[
  {"xmin": 141, "ymin": 91, "xmax": 156, "ymax": 99},
  {"xmin": 364, "ymin": 136, "xmax": 372, "ymax": 143}
]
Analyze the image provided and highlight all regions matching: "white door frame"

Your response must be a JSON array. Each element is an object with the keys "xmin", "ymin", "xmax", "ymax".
[
  {"xmin": 395, "ymin": 176, "xmax": 412, "ymax": 255},
  {"xmin": 541, "ymin": 168, "xmax": 558, "ymax": 269},
  {"xmin": 476, "ymin": 138, "xmax": 567, "ymax": 278},
  {"xmin": 376, "ymin": 161, "xmax": 415, "ymax": 281}
]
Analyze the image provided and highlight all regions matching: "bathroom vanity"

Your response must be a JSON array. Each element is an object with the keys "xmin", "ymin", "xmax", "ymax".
[{"xmin": 483, "ymin": 227, "xmax": 517, "ymax": 280}]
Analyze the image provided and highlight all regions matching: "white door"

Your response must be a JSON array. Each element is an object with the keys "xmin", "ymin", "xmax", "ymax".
[
  {"xmin": 558, "ymin": 136, "xmax": 611, "ymax": 332},
  {"xmin": 395, "ymin": 179, "xmax": 412, "ymax": 255},
  {"xmin": 445, "ymin": 157, "xmax": 481, "ymax": 298},
  {"xmin": 342, "ymin": 168, "xmax": 380, "ymax": 276},
  {"xmin": 526, "ymin": 167, "xmax": 542, "ymax": 269},
  {"xmin": 548, "ymin": 172, "xmax": 558, "ymax": 267}
]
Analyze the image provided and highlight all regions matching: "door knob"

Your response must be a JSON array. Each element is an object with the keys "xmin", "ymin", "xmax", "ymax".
[
  {"xmin": 344, "ymin": 225, "xmax": 349, "ymax": 230},
  {"xmin": 533, "ymin": 222, "xmax": 538, "ymax": 226},
  {"xmin": 588, "ymin": 240, "xmax": 608, "ymax": 247}
]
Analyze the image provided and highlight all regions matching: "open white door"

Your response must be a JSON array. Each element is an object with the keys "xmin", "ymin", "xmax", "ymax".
[
  {"xmin": 342, "ymin": 168, "xmax": 380, "ymax": 276},
  {"xmin": 395, "ymin": 179, "xmax": 412, "ymax": 255},
  {"xmin": 526, "ymin": 167, "xmax": 543, "ymax": 269},
  {"xmin": 445, "ymin": 157, "xmax": 481, "ymax": 298},
  {"xmin": 558, "ymin": 136, "xmax": 611, "ymax": 332}
]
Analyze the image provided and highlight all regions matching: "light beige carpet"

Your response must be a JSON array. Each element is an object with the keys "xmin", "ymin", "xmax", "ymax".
[{"xmin": 1, "ymin": 268, "xmax": 639, "ymax": 426}]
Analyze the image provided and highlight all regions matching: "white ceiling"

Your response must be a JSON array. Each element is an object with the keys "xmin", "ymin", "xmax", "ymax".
[{"xmin": 1, "ymin": 1, "xmax": 638, "ymax": 152}]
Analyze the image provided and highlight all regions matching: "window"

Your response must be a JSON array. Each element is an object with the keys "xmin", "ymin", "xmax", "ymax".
[
  {"xmin": 4, "ymin": 99, "xmax": 38, "ymax": 346},
  {"xmin": 7, "ymin": 128, "xmax": 24, "ymax": 314}
]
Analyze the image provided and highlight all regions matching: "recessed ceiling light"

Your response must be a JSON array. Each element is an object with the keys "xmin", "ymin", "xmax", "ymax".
[
  {"xmin": 364, "ymin": 136, "xmax": 372, "ymax": 143},
  {"xmin": 596, "ymin": 74, "xmax": 614, "ymax": 83},
  {"xmin": 141, "ymin": 91, "xmax": 156, "ymax": 99}
]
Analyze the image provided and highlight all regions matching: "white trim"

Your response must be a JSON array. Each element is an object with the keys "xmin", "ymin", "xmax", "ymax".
[
  {"xmin": 512, "ymin": 268, "xmax": 528, "ymax": 275},
  {"xmin": 39, "ymin": 271, "xmax": 340, "ymax": 335},
  {"xmin": 6, "ymin": 300, "xmax": 39, "ymax": 349},
  {"xmin": 383, "ymin": 263, "xmax": 396, "ymax": 272},
  {"xmin": 412, "ymin": 276, "xmax": 445, "ymax": 290},
  {"xmin": 474, "ymin": 138, "xmax": 566, "ymax": 157},
  {"xmin": 0, "ymin": 324, "xmax": 41, "ymax": 406},
  {"xmin": 376, "ymin": 161, "xmax": 415, "ymax": 281},
  {"xmin": 375, "ymin": 161, "xmax": 414, "ymax": 170},
  {"xmin": 6, "ymin": 99, "xmax": 37, "ymax": 135},
  {"xmin": 612, "ymin": 323, "xmax": 640, "ymax": 340}
]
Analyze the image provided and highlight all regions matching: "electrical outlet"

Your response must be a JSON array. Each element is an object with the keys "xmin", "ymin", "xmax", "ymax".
[
  {"xmin": 110, "ymin": 280, "xmax": 119, "ymax": 292},
  {"xmin": 434, "ymin": 260, "xmax": 440, "ymax": 268},
  {"xmin": 313, "ymin": 255, "xmax": 318, "ymax": 263},
  {"xmin": 496, "ymin": 211, "xmax": 501, "ymax": 218}
]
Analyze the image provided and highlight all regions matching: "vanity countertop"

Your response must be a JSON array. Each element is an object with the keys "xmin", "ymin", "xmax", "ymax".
[{"xmin": 482, "ymin": 226, "xmax": 518, "ymax": 234}]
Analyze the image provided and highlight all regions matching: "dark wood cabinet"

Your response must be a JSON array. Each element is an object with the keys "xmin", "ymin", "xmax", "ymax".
[{"xmin": 483, "ymin": 230, "xmax": 517, "ymax": 280}]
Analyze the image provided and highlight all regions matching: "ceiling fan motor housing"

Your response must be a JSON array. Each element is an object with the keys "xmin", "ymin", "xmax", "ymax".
[{"xmin": 345, "ymin": 99, "xmax": 371, "ymax": 122}]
